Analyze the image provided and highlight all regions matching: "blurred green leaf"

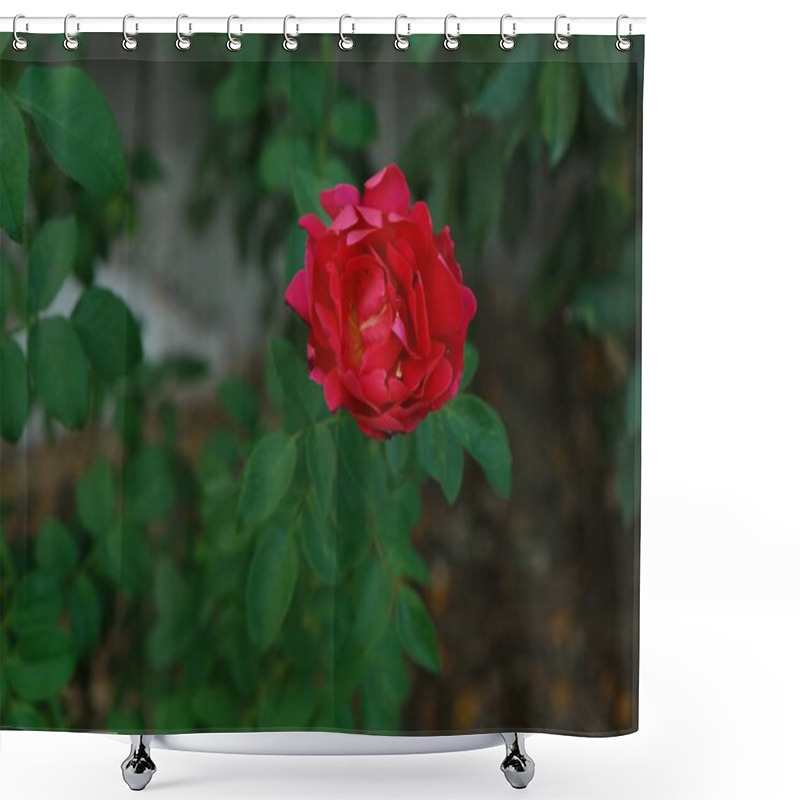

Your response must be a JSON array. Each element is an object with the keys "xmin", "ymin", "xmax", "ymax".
[
  {"xmin": 123, "ymin": 445, "xmax": 177, "ymax": 523},
  {"xmin": 0, "ymin": 253, "xmax": 12, "ymax": 325},
  {"xmin": 26, "ymin": 216, "xmax": 78, "ymax": 313},
  {"xmin": 471, "ymin": 40, "xmax": 539, "ymax": 120},
  {"xmin": 267, "ymin": 337, "xmax": 325, "ymax": 432},
  {"xmin": 354, "ymin": 559, "xmax": 394, "ymax": 652},
  {"xmin": 0, "ymin": 336, "xmax": 29, "ymax": 443},
  {"xmin": 8, "ymin": 570, "xmax": 63, "ymax": 633},
  {"xmin": 147, "ymin": 555, "xmax": 194, "ymax": 668},
  {"xmin": 569, "ymin": 281, "xmax": 637, "ymax": 337},
  {"xmin": 96, "ymin": 521, "xmax": 149, "ymax": 596},
  {"xmin": 538, "ymin": 61, "xmax": 582, "ymax": 167},
  {"xmin": 16, "ymin": 66, "xmax": 126, "ymax": 196},
  {"xmin": 71, "ymin": 287, "xmax": 143, "ymax": 380},
  {"xmin": 331, "ymin": 97, "xmax": 377, "ymax": 149},
  {"xmin": 445, "ymin": 394, "xmax": 512, "ymax": 498},
  {"xmin": 394, "ymin": 585, "xmax": 442, "ymax": 674},
  {"xmin": 384, "ymin": 432, "xmax": 413, "ymax": 480},
  {"xmin": 7, "ymin": 627, "xmax": 76, "ymax": 702},
  {"xmin": 213, "ymin": 60, "xmax": 264, "ymax": 124},
  {"xmin": 69, "ymin": 574, "xmax": 102, "ymax": 655},
  {"xmin": 218, "ymin": 375, "xmax": 259, "ymax": 432},
  {"xmin": 258, "ymin": 135, "xmax": 314, "ymax": 194},
  {"xmin": 460, "ymin": 340, "xmax": 479, "ymax": 392},
  {"xmin": 238, "ymin": 432, "xmax": 298, "ymax": 527},
  {"xmin": 4, "ymin": 701, "xmax": 47, "ymax": 729},
  {"xmin": 76, "ymin": 458, "xmax": 116, "ymax": 537},
  {"xmin": 0, "ymin": 88, "xmax": 29, "ymax": 242},
  {"xmin": 28, "ymin": 316, "xmax": 89, "ymax": 430},
  {"xmin": 289, "ymin": 61, "xmax": 329, "ymax": 132},
  {"xmin": 298, "ymin": 498, "xmax": 337, "ymax": 584},
  {"xmin": 192, "ymin": 685, "xmax": 239, "ymax": 728},
  {"xmin": 416, "ymin": 412, "xmax": 463, "ymax": 504},
  {"xmin": 245, "ymin": 525, "xmax": 299, "ymax": 652},
  {"xmin": 305, "ymin": 423, "xmax": 336, "ymax": 515},
  {"xmin": 34, "ymin": 519, "xmax": 78, "ymax": 577},
  {"xmin": 131, "ymin": 147, "xmax": 165, "ymax": 183},
  {"xmin": 579, "ymin": 38, "xmax": 630, "ymax": 125},
  {"xmin": 258, "ymin": 674, "xmax": 318, "ymax": 729}
]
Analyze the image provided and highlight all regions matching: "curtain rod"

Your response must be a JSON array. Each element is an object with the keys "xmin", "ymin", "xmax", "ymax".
[{"xmin": 0, "ymin": 16, "xmax": 646, "ymax": 37}]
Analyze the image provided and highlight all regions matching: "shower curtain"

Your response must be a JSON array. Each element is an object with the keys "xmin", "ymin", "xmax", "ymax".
[{"xmin": 0, "ymin": 30, "xmax": 643, "ymax": 738}]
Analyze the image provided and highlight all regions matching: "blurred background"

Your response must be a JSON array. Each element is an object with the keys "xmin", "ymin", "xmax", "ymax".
[{"xmin": 1, "ymin": 33, "xmax": 641, "ymax": 735}]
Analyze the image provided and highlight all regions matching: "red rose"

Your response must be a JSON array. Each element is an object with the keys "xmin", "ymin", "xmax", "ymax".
[{"xmin": 284, "ymin": 163, "xmax": 477, "ymax": 440}]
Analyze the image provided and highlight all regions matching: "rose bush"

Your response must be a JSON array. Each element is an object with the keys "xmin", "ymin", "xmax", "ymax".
[{"xmin": 285, "ymin": 164, "xmax": 477, "ymax": 439}]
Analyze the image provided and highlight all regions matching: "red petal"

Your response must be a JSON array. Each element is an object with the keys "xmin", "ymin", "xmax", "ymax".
[
  {"xmin": 420, "ymin": 256, "xmax": 463, "ymax": 338},
  {"xmin": 284, "ymin": 270, "xmax": 310, "ymax": 323},
  {"xmin": 323, "ymin": 371, "xmax": 344, "ymax": 412},
  {"xmin": 299, "ymin": 214, "xmax": 326, "ymax": 240},
  {"xmin": 363, "ymin": 164, "xmax": 411, "ymax": 216},
  {"xmin": 320, "ymin": 184, "xmax": 360, "ymax": 219},
  {"xmin": 330, "ymin": 204, "xmax": 359, "ymax": 232}
]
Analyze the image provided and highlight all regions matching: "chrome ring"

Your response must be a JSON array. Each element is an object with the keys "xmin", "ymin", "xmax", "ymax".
[
  {"xmin": 339, "ymin": 14, "xmax": 355, "ymax": 50},
  {"xmin": 443, "ymin": 14, "xmax": 459, "ymax": 51},
  {"xmin": 64, "ymin": 13, "xmax": 79, "ymax": 51},
  {"xmin": 554, "ymin": 14, "xmax": 570, "ymax": 51},
  {"xmin": 122, "ymin": 14, "xmax": 138, "ymax": 51},
  {"xmin": 227, "ymin": 15, "xmax": 242, "ymax": 51},
  {"xmin": 176, "ymin": 13, "xmax": 191, "ymax": 50},
  {"xmin": 500, "ymin": 14, "xmax": 516, "ymax": 50},
  {"xmin": 283, "ymin": 15, "xmax": 298, "ymax": 51},
  {"xmin": 12, "ymin": 14, "xmax": 28, "ymax": 51},
  {"xmin": 616, "ymin": 14, "xmax": 632, "ymax": 51},
  {"xmin": 394, "ymin": 15, "xmax": 410, "ymax": 50}
]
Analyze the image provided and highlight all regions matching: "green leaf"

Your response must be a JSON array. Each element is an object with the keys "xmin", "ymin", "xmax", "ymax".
[
  {"xmin": 218, "ymin": 375, "xmax": 259, "ymax": 432},
  {"xmin": 76, "ymin": 458, "xmax": 116, "ymax": 536},
  {"xmin": 257, "ymin": 674, "xmax": 318, "ymax": 729},
  {"xmin": 69, "ymin": 574, "xmax": 102, "ymax": 654},
  {"xmin": 7, "ymin": 627, "xmax": 76, "ymax": 702},
  {"xmin": 146, "ymin": 555, "xmax": 194, "ymax": 668},
  {"xmin": 289, "ymin": 62, "xmax": 329, "ymax": 131},
  {"xmin": 538, "ymin": 61, "xmax": 582, "ymax": 167},
  {"xmin": 8, "ymin": 570, "xmax": 63, "ymax": 633},
  {"xmin": 384, "ymin": 433, "xmax": 413, "ymax": 480},
  {"xmin": 579, "ymin": 38, "xmax": 630, "ymax": 125},
  {"xmin": 0, "ymin": 88, "xmax": 29, "ymax": 242},
  {"xmin": 0, "ymin": 336, "xmax": 29, "ymax": 442},
  {"xmin": 28, "ymin": 316, "xmax": 89, "ymax": 430},
  {"xmin": 191, "ymin": 685, "xmax": 239, "ymax": 728},
  {"xmin": 123, "ymin": 445, "xmax": 177, "ymax": 523},
  {"xmin": 258, "ymin": 135, "xmax": 314, "ymax": 194},
  {"xmin": 471, "ymin": 40, "xmax": 539, "ymax": 120},
  {"xmin": 460, "ymin": 341, "xmax": 479, "ymax": 392},
  {"xmin": 245, "ymin": 525, "xmax": 299, "ymax": 652},
  {"xmin": 238, "ymin": 432, "xmax": 298, "ymax": 527},
  {"xmin": 71, "ymin": 287, "xmax": 143, "ymax": 380},
  {"xmin": 4, "ymin": 701, "xmax": 47, "ymax": 729},
  {"xmin": 394, "ymin": 585, "xmax": 442, "ymax": 674},
  {"xmin": 445, "ymin": 394, "xmax": 512, "ymax": 498},
  {"xmin": 298, "ymin": 498, "xmax": 337, "ymax": 584},
  {"xmin": 267, "ymin": 337, "xmax": 325, "ymax": 431},
  {"xmin": 354, "ymin": 559, "xmax": 394, "ymax": 651},
  {"xmin": 331, "ymin": 97, "xmax": 378, "ymax": 149},
  {"xmin": 34, "ymin": 519, "xmax": 78, "ymax": 577},
  {"xmin": 26, "ymin": 216, "xmax": 78, "ymax": 313},
  {"xmin": 0, "ymin": 253, "xmax": 12, "ymax": 325},
  {"xmin": 213, "ymin": 60, "xmax": 264, "ymax": 124},
  {"xmin": 569, "ymin": 281, "xmax": 637, "ymax": 337},
  {"xmin": 16, "ymin": 66, "xmax": 126, "ymax": 196},
  {"xmin": 305, "ymin": 424, "xmax": 336, "ymax": 514}
]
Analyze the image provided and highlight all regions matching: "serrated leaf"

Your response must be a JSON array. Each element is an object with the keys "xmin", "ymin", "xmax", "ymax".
[
  {"xmin": 28, "ymin": 316, "xmax": 89, "ymax": 429},
  {"xmin": 0, "ymin": 336, "xmax": 29, "ymax": 442},
  {"xmin": 16, "ymin": 66, "xmax": 126, "ymax": 196},
  {"xmin": 245, "ymin": 526, "xmax": 299, "ymax": 652},
  {"xmin": 445, "ymin": 394, "xmax": 512, "ymax": 498},
  {"xmin": 0, "ymin": 88, "xmax": 29, "ymax": 242},
  {"xmin": 305, "ymin": 424, "xmax": 336, "ymax": 514},
  {"xmin": 26, "ymin": 216, "xmax": 78, "ymax": 312},
  {"xmin": 71, "ymin": 287, "xmax": 143, "ymax": 380},
  {"xmin": 238, "ymin": 432, "xmax": 298, "ymax": 527},
  {"xmin": 394, "ymin": 585, "xmax": 442, "ymax": 674}
]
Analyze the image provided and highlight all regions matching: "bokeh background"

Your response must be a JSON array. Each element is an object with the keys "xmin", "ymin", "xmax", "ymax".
[{"xmin": 0, "ymin": 33, "xmax": 642, "ymax": 735}]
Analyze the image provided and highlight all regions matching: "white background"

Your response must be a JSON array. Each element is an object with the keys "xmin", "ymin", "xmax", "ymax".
[{"xmin": 2, "ymin": 1, "xmax": 799, "ymax": 798}]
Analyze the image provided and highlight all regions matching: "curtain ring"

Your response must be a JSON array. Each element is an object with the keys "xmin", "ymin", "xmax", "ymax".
[
  {"xmin": 500, "ymin": 14, "xmax": 516, "ymax": 50},
  {"xmin": 554, "ymin": 14, "xmax": 570, "ymax": 51},
  {"xmin": 339, "ymin": 15, "xmax": 355, "ymax": 50},
  {"xmin": 443, "ymin": 14, "xmax": 459, "ymax": 51},
  {"xmin": 616, "ymin": 14, "xmax": 632, "ymax": 51},
  {"xmin": 283, "ymin": 15, "xmax": 298, "ymax": 51},
  {"xmin": 394, "ymin": 15, "xmax": 410, "ymax": 50},
  {"xmin": 122, "ymin": 14, "xmax": 138, "ymax": 51},
  {"xmin": 227, "ymin": 15, "xmax": 242, "ymax": 51},
  {"xmin": 12, "ymin": 15, "xmax": 28, "ymax": 51},
  {"xmin": 64, "ymin": 13, "xmax": 79, "ymax": 51},
  {"xmin": 176, "ymin": 14, "xmax": 191, "ymax": 50}
]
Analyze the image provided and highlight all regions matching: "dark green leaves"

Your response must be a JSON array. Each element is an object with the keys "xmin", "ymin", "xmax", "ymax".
[
  {"xmin": 305, "ymin": 424, "xmax": 336, "ymax": 514},
  {"xmin": 446, "ymin": 394, "xmax": 512, "ymax": 498},
  {"xmin": 16, "ymin": 66, "xmax": 126, "ymax": 196},
  {"xmin": 298, "ymin": 500, "xmax": 337, "ymax": 584},
  {"xmin": 28, "ymin": 316, "xmax": 89, "ymax": 430},
  {"xmin": 245, "ymin": 526, "xmax": 299, "ymax": 652},
  {"xmin": 415, "ymin": 412, "xmax": 464, "ymax": 504},
  {"xmin": 0, "ymin": 88, "xmax": 29, "ymax": 242},
  {"xmin": 395, "ymin": 585, "xmax": 442, "ymax": 674},
  {"xmin": 27, "ymin": 216, "xmax": 78, "ymax": 312},
  {"xmin": 69, "ymin": 575, "xmax": 102, "ymax": 654},
  {"xmin": 71, "ymin": 287, "xmax": 143, "ymax": 379},
  {"xmin": 0, "ymin": 336, "xmax": 29, "ymax": 442},
  {"xmin": 579, "ymin": 38, "xmax": 630, "ymax": 125},
  {"xmin": 258, "ymin": 135, "xmax": 313, "ymax": 194},
  {"xmin": 471, "ymin": 39, "xmax": 540, "ymax": 121},
  {"xmin": 213, "ymin": 60, "xmax": 264, "ymax": 124},
  {"xmin": 354, "ymin": 560, "xmax": 394, "ymax": 650},
  {"xmin": 123, "ymin": 446, "xmax": 177, "ymax": 523},
  {"xmin": 538, "ymin": 61, "xmax": 582, "ymax": 167},
  {"xmin": 331, "ymin": 98, "xmax": 378, "ymax": 149},
  {"xmin": 34, "ymin": 520, "xmax": 78, "ymax": 577},
  {"xmin": 218, "ymin": 375, "xmax": 259, "ymax": 432},
  {"xmin": 267, "ymin": 337, "xmax": 325, "ymax": 431},
  {"xmin": 7, "ymin": 627, "xmax": 76, "ymax": 702},
  {"xmin": 76, "ymin": 458, "xmax": 116, "ymax": 536},
  {"xmin": 238, "ymin": 432, "xmax": 298, "ymax": 527}
]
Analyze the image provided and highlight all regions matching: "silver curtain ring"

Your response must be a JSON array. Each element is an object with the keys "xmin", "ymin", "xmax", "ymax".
[
  {"xmin": 12, "ymin": 14, "xmax": 28, "ymax": 51},
  {"xmin": 339, "ymin": 15, "xmax": 355, "ymax": 50},
  {"xmin": 227, "ymin": 15, "xmax": 242, "ymax": 51},
  {"xmin": 500, "ymin": 14, "xmax": 516, "ymax": 50},
  {"xmin": 443, "ymin": 14, "xmax": 459, "ymax": 51},
  {"xmin": 394, "ymin": 15, "xmax": 410, "ymax": 50},
  {"xmin": 283, "ymin": 15, "xmax": 298, "ymax": 51},
  {"xmin": 554, "ymin": 14, "xmax": 570, "ymax": 51},
  {"xmin": 64, "ymin": 13, "xmax": 79, "ymax": 51},
  {"xmin": 176, "ymin": 13, "xmax": 191, "ymax": 50},
  {"xmin": 122, "ymin": 14, "xmax": 138, "ymax": 51},
  {"xmin": 616, "ymin": 14, "xmax": 632, "ymax": 51}
]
